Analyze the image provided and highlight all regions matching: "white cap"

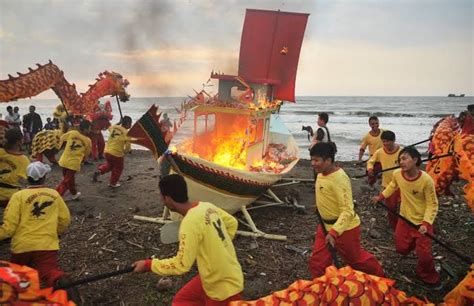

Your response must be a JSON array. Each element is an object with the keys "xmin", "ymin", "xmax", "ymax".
[{"xmin": 27, "ymin": 162, "xmax": 51, "ymax": 181}]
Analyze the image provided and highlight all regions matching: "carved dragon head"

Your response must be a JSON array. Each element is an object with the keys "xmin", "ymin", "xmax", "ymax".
[{"xmin": 95, "ymin": 71, "xmax": 130, "ymax": 102}]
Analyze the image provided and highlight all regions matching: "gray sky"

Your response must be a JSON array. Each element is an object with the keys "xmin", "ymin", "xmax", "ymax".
[{"xmin": 0, "ymin": 0, "xmax": 472, "ymax": 97}]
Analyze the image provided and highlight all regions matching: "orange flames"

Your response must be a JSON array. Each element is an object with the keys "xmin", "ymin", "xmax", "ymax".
[
  {"xmin": 176, "ymin": 118, "xmax": 249, "ymax": 169},
  {"xmin": 173, "ymin": 109, "xmax": 295, "ymax": 172}
]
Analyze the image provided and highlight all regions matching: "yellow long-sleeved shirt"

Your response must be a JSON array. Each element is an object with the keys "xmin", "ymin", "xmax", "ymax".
[
  {"xmin": 104, "ymin": 125, "xmax": 131, "ymax": 157},
  {"xmin": 381, "ymin": 169, "xmax": 438, "ymax": 225},
  {"xmin": 360, "ymin": 130, "xmax": 384, "ymax": 156},
  {"xmin": 150, "ymin": 202, "xmax": 243, "ymax": 301},
  {"xmin": 367, "ymin": 145, "xmax": 402, "ymax": 187},
  {"xmin": 0, "ymin": 149, "xmax": 29, "ymax": 202},
  {"xmin": 0, "ymin": 186, "xmax": 70, "ymax": 254},
  {"xmin": 315, "ymin": 168, "xmax": 360, "ymax": 236},
  {"xmin": 58, "ymin": 130, "xmax": 91, "ymax": 171}
]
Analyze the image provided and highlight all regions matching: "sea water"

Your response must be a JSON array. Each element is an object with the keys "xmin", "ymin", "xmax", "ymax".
[{"xmin": 3, "ymin": 96, "xmax": 472, "ymax": 161}]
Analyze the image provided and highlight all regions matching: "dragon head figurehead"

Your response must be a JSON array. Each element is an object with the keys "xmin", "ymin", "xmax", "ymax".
[{"xmin": 94, "ymin": 71, "xmax": 130, "ymax": 102}]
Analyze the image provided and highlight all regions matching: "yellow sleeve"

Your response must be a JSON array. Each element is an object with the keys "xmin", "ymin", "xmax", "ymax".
[
  {"xmin": 57, "ymin": 196, "xmax": 71, "ymax": 234},
  {"xmin": 367, "ymin": 149, "xmax": 380, "ymax": 170},
  {"xmin": 422, "ymin": 176, "xmax": 439, "ymax": 224},
  {"xmin": 83, "ymin": 137, "xmax": 92, "ymax": 160},
  {"xmin": 0, "ymin": 193, "xmax": 21, "ymax": 240},
  {"xmin": 360, "ymin": 134, "xmax": 368, "ymax": 150},
  {"xmin": 150, "ymin": 219, "xmax": 200, "ymax": 276},
  {"xmin": 217, "ymin": 208, "xmax": 238, "ymax": 239},
  {"xmin": 381, "ymin": 176, "xmax": 398, "ymax": 199},
  {"xmin": 331, "ymin": 179, "xmax": 356, "ymax": 235},
  {"xmin": 124, "ymin": 135, "xmax": 131, "ymax": 153}
]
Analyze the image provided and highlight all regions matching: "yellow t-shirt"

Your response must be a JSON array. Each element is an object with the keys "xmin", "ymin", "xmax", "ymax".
[
  {"xmin": 58, "ymin": 130, "xmax": 91, "ymax": 171},
  {"xmin": 360, "ymin": 130, "xmax": 384, "ymax": 156},
  {"xmin": 315, "ymin": 168, "xmax": 361, "ymax": 236},
  {"xmin": 150, "ymin": 202, "xmax": 243, "ymax": 301},
  {"xmin": 382, "ymin": 169, "xmax": 438, "ymax": 225},
  {"xmin": 367, "ymin": 146, "xmax": 402, "ymax": 187},
  {"xmin": 0, "ymin": 148, "xmax": 29, "ymax": 201},
  {"xmin": 104, "ymin": 125, "xmax": 131, "ymax": 158},
  {"xmin": 0, "ymin": 187, "xmax": 70, "ymax": 253}
]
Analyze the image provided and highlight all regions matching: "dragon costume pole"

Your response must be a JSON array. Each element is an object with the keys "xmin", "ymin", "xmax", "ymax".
[
  {"xmin": 58, "ymin": 97, "xmax": 70, "ymax": 119},
  {"xmin": 354, "ymin": 152, "xmax": 453, "ymax": 179},
  {"xmin": 356, "ymin": 136, "xmax": 433, "ymax": 165},
  {"xmin": 376, "ymin": 201, "xmax": 472, "ymax": 265},
  {"xmin": 115, "ymin": 95, "xmax": 123, "ymax": 122},
  {"xmin": 54, "ymin": 266, "xmax": 134, "ymax": 290},
  {"xmin": 407, "ymin": 136, "xmax": 432, "ymax": 147},
  {"xmin": 314, "ymin": 204, "xmax": 342, "ymax": 268}
]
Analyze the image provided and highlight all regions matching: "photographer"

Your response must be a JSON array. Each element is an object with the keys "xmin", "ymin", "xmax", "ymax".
[{"xmin": 309, "ymin": 112, "xmax": 332, "ymax": 150}]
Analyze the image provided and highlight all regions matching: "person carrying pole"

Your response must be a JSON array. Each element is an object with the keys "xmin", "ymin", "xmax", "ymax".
[
  {"xmin": 132, "ymin": 174, "xmax": 243, "ymax": 305},
  {"xmin": 367, "ymin": 130, "xmax": 402, "ymax": 229},
  {"xmin": 371, "ymin": 146, "xmax": 441, "ymax": 287},
  {"xmin": 92, "ymin": 116, "xmax": 132, "ymax": 188},
  {"xmin": 309, "ymin": 142, "xmax": 384, "ymax": 278}
]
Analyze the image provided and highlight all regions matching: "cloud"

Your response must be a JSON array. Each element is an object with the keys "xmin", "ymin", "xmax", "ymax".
[
  {"xmin": 0, "ymin": 0, "xmax": 472, "ymax": 97},
  {"xmin": 298, "ymin": 40, "xmax": 473, "ymax": 96},
  {"xmin": 99, "ymin": 48, "xmax": 237, "ymax": 63}
]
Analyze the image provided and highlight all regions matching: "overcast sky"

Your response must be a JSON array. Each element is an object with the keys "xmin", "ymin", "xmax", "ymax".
[{"xmin": 0, "ymin": 0, "xmax": 472, "ymax": 98}]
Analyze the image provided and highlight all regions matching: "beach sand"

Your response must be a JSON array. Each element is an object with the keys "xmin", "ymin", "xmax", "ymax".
[{"xmin": 0, "ymin": 150, "xmax": 472, "ymax": 305}]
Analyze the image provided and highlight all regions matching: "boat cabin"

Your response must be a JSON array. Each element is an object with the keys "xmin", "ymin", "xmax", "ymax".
[{"xmin": 190, "ymin": 75, "xmax": 279, "ymax": 168}]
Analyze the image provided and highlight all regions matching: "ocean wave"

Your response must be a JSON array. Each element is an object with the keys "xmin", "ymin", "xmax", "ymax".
[
  {"xmin": 291, "ymin": 111, "xmax": 336, "ymax": 115},
  {"xmin": 287, "ymin": 110, "xmax": 452, "ymax": 118}
]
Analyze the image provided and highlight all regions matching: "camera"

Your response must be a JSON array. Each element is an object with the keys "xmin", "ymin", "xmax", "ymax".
[{"xmin": 302, "ymin": 125, "xmax": 314, "ymax": 136}]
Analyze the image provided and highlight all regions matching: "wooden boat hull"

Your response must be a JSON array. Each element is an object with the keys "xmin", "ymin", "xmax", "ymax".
[{"xmin": 171, "ymin": 152, "xmax": 299, "ymax": 214}]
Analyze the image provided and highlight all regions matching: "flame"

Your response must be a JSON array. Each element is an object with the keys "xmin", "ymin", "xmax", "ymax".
[
  {"xmin": 176, "ymin": 118, "xmax": 248, "ymax": 169},
  {"xmin": 211, "ymin": 130, "xmax": 247, "ymax": 169},
  {"xmin": 171, "ymin": 101, "xmax": 295, "ymax": 172}
]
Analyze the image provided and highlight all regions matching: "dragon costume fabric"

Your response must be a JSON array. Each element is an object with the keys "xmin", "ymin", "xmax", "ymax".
[
  {"xmin": 230, "ymin": 266, "xmax": 428, "ymax": 306},
  {"xmin": 0, "ymin": 261, "xmax": 74, "ymax": 305},
  {"xmin": 1, "ymin": 61, "xmax": 128, "ymax": 158},
  {"xmin": 426, "ymin": 116, "xmax": 474, "ymax": 213},
  {"xmin": 443, "ymin": 264, "xmax": 474, "ymax": 306},
  {"xmin": 0, "ymin": 61, "xmax": 129, "ymax": 116}
]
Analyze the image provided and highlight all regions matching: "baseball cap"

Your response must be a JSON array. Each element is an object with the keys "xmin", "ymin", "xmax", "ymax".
[{"xmin": 27, "ymin": 162, "xmax": 52, "ymax": 181}]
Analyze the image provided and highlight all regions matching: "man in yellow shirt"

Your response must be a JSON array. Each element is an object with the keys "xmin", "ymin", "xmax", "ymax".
[
  {"xmin": 133, "ymin": 174, "xmax": 243, "ymax": 305},
  {"xmin": 309, "ymin": 142, "xmax": 384, "ymax": 278},
  {"xmin": 0, "ymin": 161, "xmax": 70, "ymax": 287},
  {"xmin": 93, "ymin": 116, "xmax": 132, "ymax": 187},
  {"xmin": 0, "ymin": 129, "xmax": 29, "ymax": 207},
  {"xmin": 372, "ymin": 147, "xmax": 440, "ymax": 286},
  {"xmin": 56, "ymin": 120, "xmax": 91, "ymax": 199},
  {"xmin": 367, "ymin": 130, "xmax": 402, "ymax": 229},
  {"xmin": 359, "ymin": 116, "xmax": 383, "ymax": 185},
  {"xmin": 359, "ymin": 116, "xmax": 383, "ymax": 160}
]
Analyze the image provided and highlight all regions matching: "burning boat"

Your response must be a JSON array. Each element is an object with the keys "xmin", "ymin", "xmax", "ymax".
[{"xmin": 131, "ymin": 9, "xmax": 309, "ymax": 239}]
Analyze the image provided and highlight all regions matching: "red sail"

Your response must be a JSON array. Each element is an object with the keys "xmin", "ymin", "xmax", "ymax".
[{"xmin": 238, "ymin": 9, "xmax": 309, "ymax": 102}]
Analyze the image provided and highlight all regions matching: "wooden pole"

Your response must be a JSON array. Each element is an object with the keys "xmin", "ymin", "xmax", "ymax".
[
  {"xmin": 54, "ymin": 266, "xmax": 133, "ymax": 290},
  {"xmin": 354, "ymin": 153, "xmax": 452, "ymax": 179},
  {"xmin": 377, "ymin": 201, "xmax": 472, "ymax": 265},
  {"xmin": 115, "ymin": 95, "xmax": 123, "ymax": 122}
]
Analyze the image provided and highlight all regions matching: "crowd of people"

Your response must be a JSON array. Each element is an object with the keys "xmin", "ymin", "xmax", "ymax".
[
  {"xmin": 0, "ymin": 103, "xmax": 134, "ymax": 297},
  {"xmin": 0, "ymin": 103, "xmax": 472, "ymax": 304}
]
